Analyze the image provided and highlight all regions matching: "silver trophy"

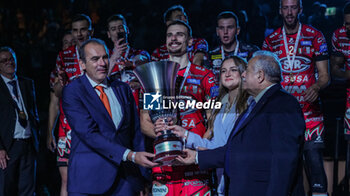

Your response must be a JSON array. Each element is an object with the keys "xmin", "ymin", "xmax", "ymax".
[{"xmin": 134, "ymin": 61, "xmax": 183, "ymax": 165}]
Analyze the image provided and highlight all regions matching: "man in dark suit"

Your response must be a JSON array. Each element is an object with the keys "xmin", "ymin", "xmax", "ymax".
[
  {"xmin": 177, "ymin": 50, "xmax": 305, "ymax": 195},
  {"xmin": 62, "ymin": 38, "xmax": 157, "ymax": 196},
  {"xmin": 0, "ymin": 47, "xmax": 40, "ymax": 195}
]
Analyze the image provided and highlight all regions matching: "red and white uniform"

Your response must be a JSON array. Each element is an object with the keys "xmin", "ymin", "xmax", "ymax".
[
  {"xmin": 263, "ymin": 24, "xmax": 328, "ymax": 142},
  {"xmin": 109, "ymin": 47, "xmax": 150, "ymax": 110},
  {"xmin": 177, "ymin": 63, "xmax": 217, "ymax": 136},
  {"xmin": 332, "ymin": 26, "xmax": 350, "ymax": 135},
  {"xmin": 152, "ymin": 64, "xmax": 218, "ymax": 196},
  {"xmin": 151, "ymin": 38, "xmax": 208, "ymax": 64},
  {"xmin": 55, "ymin": 45, "xmax": 83, "ymax": 162}
]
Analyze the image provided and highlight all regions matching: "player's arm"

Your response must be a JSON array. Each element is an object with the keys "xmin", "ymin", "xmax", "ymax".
[
  {"xmin": 193, "ymin": 52, "xmax": 206, "ymax": 66},
  {"xmin": 192, "ymin": 38, "xmax": 209, "ymax": 66},
  {"xmin": 304, "ymin": 60, "xmax": 329, "ymax": 102},
  {"xmin": 330, "ymin": 31, "xmax": 350, "ymax": 79},
  {"xmin": 330, "ymin": 55, "xmax": 348, "ymax": 79},
  {"xmin": 304, "ymin": 32, "xmax": 330, "ymax": 102}
]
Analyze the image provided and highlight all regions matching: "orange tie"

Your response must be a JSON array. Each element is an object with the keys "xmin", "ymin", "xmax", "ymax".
[{"xmin": 95, "ymin": 86, "xmax": 112, "ymax": 117}]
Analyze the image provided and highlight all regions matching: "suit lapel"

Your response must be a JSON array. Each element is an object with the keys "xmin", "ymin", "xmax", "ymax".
[
  {"xmin": 0, "ymin": 77, "xmax": 17, "ymax": 108},
  {"xmin": 231, "ymin": 84, "xmax": 281, "ymax": 138}
]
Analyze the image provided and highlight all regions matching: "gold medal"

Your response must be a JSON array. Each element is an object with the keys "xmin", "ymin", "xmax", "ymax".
[
  {"xmin": 18, "ymin": 111, "xmax": 27, "ymax": 120},
  {"xmin": 290, "ymin": 73, "xmax": 295, "ymax": 83}
]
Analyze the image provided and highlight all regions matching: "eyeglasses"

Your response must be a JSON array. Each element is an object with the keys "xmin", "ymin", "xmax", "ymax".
[{"xmin": 0, "ymin": 57, "xmax": 15, "ymax": 64}]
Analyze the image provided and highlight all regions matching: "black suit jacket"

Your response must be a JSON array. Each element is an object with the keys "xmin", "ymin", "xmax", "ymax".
[
  {"xmin": 0, "ymin": 76, "xmax": 40, "ymax": 152},
  {"xmin": 198, "ymin": 84, "xmax": 305, "ymax": 196}
]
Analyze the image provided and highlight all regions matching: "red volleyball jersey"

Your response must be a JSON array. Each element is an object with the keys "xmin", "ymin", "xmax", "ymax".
[{"xmin": 263, "ymin": 24, "xmax": 328, "ymax": 140}]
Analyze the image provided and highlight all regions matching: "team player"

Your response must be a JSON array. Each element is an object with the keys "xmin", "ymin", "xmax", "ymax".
[
  {"xmin": 106, "ymin": 14, "xmax": 150, "ymax": 109},
  {"xmin": 262, "ymin": 0, "xmax": 330, "ymax": 195},
  {"xmin": 54, "ymin": 14, "xmax": 93, "ymax": 196},
  {"xmin": 141, "ymin": 20, "xmax": 217, "ymax": 196},
  {"xmin": 331, "ymin": 2, "xmax": 350, "ymax": 139},
  {"xmin": 151, "ymin": 5, "xmax": 209, "ymax": 66},
  {"xmin": 208, "ymin": 11, "xmax": 259, "ymax": 80},
  {"xmin": 47, "ymin": 31, "xmax": 74, "ymax": 152}
]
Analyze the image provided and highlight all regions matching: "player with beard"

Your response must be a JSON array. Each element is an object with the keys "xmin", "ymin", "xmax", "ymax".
[
  {"xmin": 331, "ymin": 3, "xmax": 350, "ymax": 140},
  {"xmin": 262, "ymin": 0, "xmax": 330, "ymax": 195},
  {"xmin": 106, "ymin": 14, "xmax": 150, "ymax": 110},
  {"xmin": 151, "ymin": 5, "xmax": 209, "ymax": 66},
  {"xmin": 53, "ymin": 14, "xmax": 93, "ymax": 196},
  {"xmin": 208, "ymin": 11, "xmax": 259, "ymax": 81},
  {"xmin": 141, "ymin": 20, "xmax": 217, "ymax": 196}
]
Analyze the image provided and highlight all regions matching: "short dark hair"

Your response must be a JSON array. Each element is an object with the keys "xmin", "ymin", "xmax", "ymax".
[
  {"xmin": 0, "ymin": 46, "xmax": 17, "ymax": 64},
  {"xmin": 217, "ymin": 11, "xmax": 239, "ymax": 27},
  {"xmin": 72, "ymin": 14, "xmax": 92, "ymax": 30},
  {"xmin": 166, "ymin": 20, "xmax": 192, "ymax": 38},
  {"xmin": 344, "ymin": 2, "xmax": 350, "ymax": 15},
  {"xmin": 79, "ymin": 38, "xmax": 109, "ymax": 63},
  {"xmin": 279, "ymin": 0, "xmax": 303, "ymax": 8},
  {"xmin": 252, "ymin": 50, "xmax": 282, "ymax": 83},
  {"xmin": 163, "ymin": 5, "xmax": 188, "ymax": 23},
  {"xmin": 107, "ymin": 14, "xmax": 127, "ymax": 28}
]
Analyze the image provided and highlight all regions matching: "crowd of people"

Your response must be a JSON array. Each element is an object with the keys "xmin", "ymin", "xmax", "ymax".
[{"xmin": 0, "ymin": 0, "xmax": 350, "ymax": 195}]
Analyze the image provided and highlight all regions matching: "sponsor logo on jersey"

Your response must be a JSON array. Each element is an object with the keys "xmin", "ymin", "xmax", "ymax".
[
  {"xmin": 271, "ymin": 38, "xmax": 283, "ymax": 43},
  {"xmin": 272, "ymin": 43, "xmax": 284, "ymax": 49},
  {"xmin": 211, "ymin": 54, "xmax": 222, "ymax": 60},
  {"xmin": 210, "ymin": 86, "xmax": 219, "ymax": 97},
  {"xmin": 280, "ymin": 56, "xmax": 311, "ymax": 73},
  {"xmin": 341, "ymin": 43, "xmax": 350, "ymax": 47},
  {"xmin": 238, "ymin": 52, "xmax": 248, "ymax": 57},
  {"xmin": 197, "ymin": 43, "xmax": 207, "ymax": 50},
  {"xmin": 340, "ymin": 28, "xmax": 346, "ymax": 33},
  {"xmin": 65, "ymin": 68, "xmax": 77, "ymax": 73},
  {"xmin": 332, "ymin": 35, "xmax": 338, "ymax": 42},
  {"xmin": 213, "ymin": 59, "xmax": 222, "ymax": 67},
  {"xmin": 301, "ymin": 41, "xmax": 312, "ymax": 46},
  {"xmin": 208, "ymin": 77, "xmax": 215, "ymax": 84},
  {"xmin": 274, "ymin": 50, "xmax": 283, "ymax": 55},
  {"xmin": 63, "ymin": 50, "xmax": 72, "ymax": 54},
  {"xmin": 195, "ymin": 66, "xmax": 205, "ymax": 72},
  {"xmin": 262, "ymin": 42, "xmax": 268, "ymax": 49},
  {"xmin": 152, "ymin": 184, "xmax": 168, "ymax": 196},
  {"xmin": 269, "ymin": 32, "xmax": 278, "ymax": 39},
  {"xmin": 319, "ymin": 43, "xmax": 328, "ymax": 53},
  {"xmin": 306, "ymin": 28, "xmax": 315, "ymax": 34},
  {"xmin": 283, "ymin": 85, "xmax": 307, "ymax": 94},
  {"xmin": 187, "ymin": 78, "xmax": 201, "ymax": 85}
]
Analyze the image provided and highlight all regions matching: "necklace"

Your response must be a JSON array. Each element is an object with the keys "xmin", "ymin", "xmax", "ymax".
[{"xmin": 282, "ymin": 23, "xmax": 301, "ymax": 83}]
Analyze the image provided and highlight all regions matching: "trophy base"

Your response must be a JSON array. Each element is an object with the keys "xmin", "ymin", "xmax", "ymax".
[{"xmin": 154, "ymin": 151, "xmax": 184, "ymax": 166}]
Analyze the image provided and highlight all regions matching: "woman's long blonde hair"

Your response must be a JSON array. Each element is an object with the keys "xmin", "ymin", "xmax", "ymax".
[{"xmin": 205, "ymin": 56, "xmax": 249, "ymax": 140}]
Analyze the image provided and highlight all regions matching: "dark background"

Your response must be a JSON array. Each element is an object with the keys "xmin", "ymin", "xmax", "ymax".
[{"xmin": 0, "ymin": 0, "xmax": 349, "ymax": 195}]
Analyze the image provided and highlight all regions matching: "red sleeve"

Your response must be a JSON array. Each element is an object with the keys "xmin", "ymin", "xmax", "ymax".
[
  {"xmin": 262, "ymin": 38, "xmax": 273, "ymax": 52},
  {"xmin": 331, "ymin": 31, "xmax": 344, "ymax": 57},
  {"xmin": 193, "ymin": 38, "xmax": 209, "ymax": 54},
  {"xmin": 202, "ymin": 70, "xmax": 218, "ymax": 102},
  {"xmin": 151, "ymin": 48, "xmax": 160, "ymax": 61},
  {"xmin": 313, "ymin": 31, "xmax": 329, "ymax": 61}
]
